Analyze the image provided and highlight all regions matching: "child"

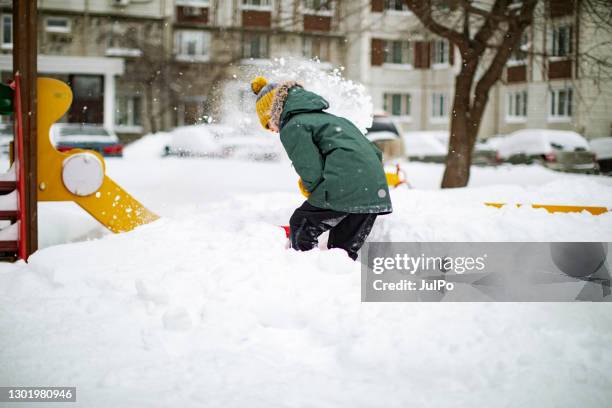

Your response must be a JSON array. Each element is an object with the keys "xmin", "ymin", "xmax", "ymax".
[{"xmin": 251, "ymin": 76, "xmax": 392, "ymax": 260}]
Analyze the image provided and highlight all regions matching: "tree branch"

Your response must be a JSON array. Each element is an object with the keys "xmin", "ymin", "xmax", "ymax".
[{"xmin": 404, "ymin": 0, "xmax": 469, "ymax": 51}]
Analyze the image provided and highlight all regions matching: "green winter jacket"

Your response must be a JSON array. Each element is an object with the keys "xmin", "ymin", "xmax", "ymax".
[{"xmin": 278, "ymin": 86, "xmax": 392, "ymax": 214}]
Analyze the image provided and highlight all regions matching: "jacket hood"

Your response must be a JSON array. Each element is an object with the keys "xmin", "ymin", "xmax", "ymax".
[{"xmin": 270, "ymin": 81, "xmax": 329, "ymax": 129}]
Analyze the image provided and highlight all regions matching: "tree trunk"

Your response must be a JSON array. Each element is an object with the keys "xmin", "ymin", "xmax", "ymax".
[
  {"xmin": 441, "ymin": 59, "xmax": 478, "ymax": 188},
  {"xmin": 442, "ymin": 113, "xmax": 474, "ymax": 188}
]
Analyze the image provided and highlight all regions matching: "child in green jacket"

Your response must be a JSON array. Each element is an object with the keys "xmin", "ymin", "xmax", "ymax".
[{"xmin": 251, "ymin": 76, "xmax": 392, "ymax": 260}]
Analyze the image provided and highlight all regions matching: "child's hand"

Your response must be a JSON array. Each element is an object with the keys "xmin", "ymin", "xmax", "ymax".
[{"xmin": 298, "ymin": 178, "xmax": 311, "ymax": 198}]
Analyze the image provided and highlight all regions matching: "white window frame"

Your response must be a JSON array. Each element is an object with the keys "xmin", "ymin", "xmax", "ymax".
[
  {"xmin": 115, "ymin": 94, "xmax": 143, "ymax": 133},
  {"xmin": 45, "ymin": 16, "xmax": 72, "ymax": 34},
  {"xmin": 302, "ymin": 0, "xmax": 334, "ymax": 16},
  {"xmin": 432, "ymin": 39, "xmax": 449, "ymax": 68},
  {"xmin": 1, "ymin": 14, "xmax": 12, "ymax": 50},
  {"xmin": 174, "ymin": 30, "xmax": 211, "ymax": 62},
  {"xmin": 384, "ymin": 0, "xmax": 411, "ymax": 14},
  {"xmin": 241, "ymin": 0, "xmax": 273, "ymax": 11},
  {"xmin": 550, "ymin": 23, "xmax": 573, "ymax": 59},
  {"xmin": 382, "ymin": 40, "xmax": 413, "ymax": 67},
  {"xmin": 383, "ymin": 93, "xmax": 412, "ymax": 119},
  {"xmin": 430, "ymin": 92, "xmax": 448, "ymax": 123},
  {"xmin": 505, "ymin": 90, "xmax": 528, "ymax": 123},
  {"xmin": 548, "ymin": 87, "xmax": 573, "ymax": 122},
  {"xmin": 242, "ymin": 33, "xmax": 269, "ymax": 59}
]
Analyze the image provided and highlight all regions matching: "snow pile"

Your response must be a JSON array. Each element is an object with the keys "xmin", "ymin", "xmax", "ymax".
[
  {"xmin": 123, "ymin": 131, "xmax": 172, "ymax": 160},
  {"xmin": 1, "ymin": 157, "xmax": 612, "ymax": 406}
]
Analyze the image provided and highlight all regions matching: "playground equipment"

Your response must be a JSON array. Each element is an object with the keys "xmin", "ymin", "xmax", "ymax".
[
  {"xmin": 37, "ymin": 77, "xmax": 158, "ymax": 233},
  {"xmin": 485, "ymin": 202, "xmax": 610, "ymax": 215},
  {"xmin": 385, "ymin": 164, "xmax": 409, "ymax": 189},
  {"xmin": 0, "ymin": 75, "xmax": 158, "ymax": 261}
]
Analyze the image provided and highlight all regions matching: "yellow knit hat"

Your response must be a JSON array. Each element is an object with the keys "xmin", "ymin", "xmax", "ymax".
[{"xmin": 251, "ymin": 76, "xmax": 277, "ymax": 129}]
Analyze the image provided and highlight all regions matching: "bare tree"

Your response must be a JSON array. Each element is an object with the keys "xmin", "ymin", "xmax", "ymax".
[
  {"xmin": 403, "ymin": 0, "xmax": 612, "ymax": 187},
  {"xmin": 404, "ymin": 0, "xmax": 538, "ymax": 187}
]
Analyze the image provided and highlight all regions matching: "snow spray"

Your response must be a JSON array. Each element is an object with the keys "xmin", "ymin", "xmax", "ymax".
[{"xmin": 221, "ymin": 58, "xmax": 374, "ymax": 134}]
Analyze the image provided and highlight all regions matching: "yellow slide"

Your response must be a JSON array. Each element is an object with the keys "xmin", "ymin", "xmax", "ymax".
[{"xmin": 37, "ymin": 77, "xmax": 158, "ymax": 233}]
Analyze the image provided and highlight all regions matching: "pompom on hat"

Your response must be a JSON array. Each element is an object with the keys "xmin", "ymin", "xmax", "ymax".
[{"xmin": 251, "ymin": 76, "xmax": 278, "ymax": 130}]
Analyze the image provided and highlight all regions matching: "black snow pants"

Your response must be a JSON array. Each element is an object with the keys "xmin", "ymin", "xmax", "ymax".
[{"xmin": 289, "ymin": 201, "xmax": 378, "ymax": 260}]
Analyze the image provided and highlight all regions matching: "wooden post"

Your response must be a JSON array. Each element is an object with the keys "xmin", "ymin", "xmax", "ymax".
[{"xmin": 13, "ymin": 0, "xmax": 38, "ymax": 258}]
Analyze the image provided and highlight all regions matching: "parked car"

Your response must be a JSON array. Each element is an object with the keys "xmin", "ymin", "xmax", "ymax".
[
  {"xmin": 364, "ymin": 114, "xmax": 404, "ymax": 160},
  {"xmin": 473, "ymin": 138, "xmax": 500, "ymax": 166},
  {"xmin": 50, "ymin": 123, "xmax": 124, "ymax": 157},
  {"xmin": 495, "ymin": 129, "xmax": 598, "ymax": 173},
  {"xmin": 219, "ymin": 136, "xmax": 282, "ymax": 162},
  {"xmin": 163, "ymin": 124, "xmax": 230, "ymax": 158},
  {"xmin": 400, "ymin": 131, "xmax": 447, "ymax": 163},
  {"xmin": 164, "ymin": 124, "xmax": 282, "ymax": 161},
  {"xmin": 589, "ymin": 137, "xmax": 612, "ymax": 175}
]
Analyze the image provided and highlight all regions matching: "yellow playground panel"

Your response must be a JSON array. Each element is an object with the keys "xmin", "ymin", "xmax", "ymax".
[
  {"xmin": 37, "ymin": 77, "xmax": 159, "ymax": 233},
  {"xmin": 485, "ymin": 202, "xmax": 609, "ymax": 216}
]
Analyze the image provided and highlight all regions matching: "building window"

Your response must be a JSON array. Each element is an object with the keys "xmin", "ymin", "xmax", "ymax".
[
  {"xmin": 174, "ymin": 30, "xmax": 211, "ymax": 61},
  {"xmin": 506, "ymin": 90, "xmax": 528, "ymax": 121},
  {"xmin": 432, "ymin": 40, "xmax": 448, "ymax": 65},
  {"xmin": 551, "ymin": 24, "xmax": 573, "ymax": 57},
  {"xmin": 303, "ymin": 36, "xmax": 330, "ymax": 61},
  {"xmin": 509, "ymin": 32, "xmax": 528, "ymax": 64},
  {"xmin": 384, "ymin": 93, "xmax": 411, "ymax": 117},
  {"xmin": 242, "ymin": 33, "xmax": 269, "ymax": 59},
  {"xmin": 384, "ymin": 0, "xmax": 410, "ymax": 11},
  {"xmin": 1, "ymin": 15, "xmax": 11, "ymax": 49},
  {"xmin": 45, "ymin": 17, "xmax": 71, "ymax": 33},
  {"xmin": 549, "ymin": 87, "xmax": 572, "ymax": 120},
  {"xmin": 115, "ymin": 95, "xmax": 142, "ymax": 129},
  {"xmin": 241, "ymin": 0, "xmax": 272, "ymax": 9},
  {"xmin": 303, "ymin": 0, "xmax": 332, "ymax": 12},
  {"xmin": 384, "ymin": 41, "xmax": 412, "ymax": 65},
  {"xmin": 431, "ymin": 92, "xmax": 448, "ymax": 120}
]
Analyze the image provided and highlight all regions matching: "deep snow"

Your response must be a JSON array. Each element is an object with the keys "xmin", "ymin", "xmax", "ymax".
[{"xmin": 1, "ymin": 140, "xmax": 612, "ymax": 407}]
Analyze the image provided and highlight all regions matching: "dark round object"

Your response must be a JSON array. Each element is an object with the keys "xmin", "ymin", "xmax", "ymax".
[{"xmin": 550, "ymin": 242, "xmax": 608, "ymax": 278}]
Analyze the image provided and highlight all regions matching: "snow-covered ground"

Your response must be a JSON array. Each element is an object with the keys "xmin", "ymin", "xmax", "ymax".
[{"xmin": 1, "ymin": 137, "xmax": 611, "ymax": 407}]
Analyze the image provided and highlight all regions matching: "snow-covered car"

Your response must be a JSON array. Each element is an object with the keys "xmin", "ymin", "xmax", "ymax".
[
  {"xmin": 365, "ymin": 114, "xmax": 404, "ymax": 160},
  {"xmin": 50, "ymin": 123, "xmax": 124, "ymax": 157},
  {"xmin": 164, "ymin": 124, "xmax": 282, "ymax": 161},
  {"xmin": 400, "ymin": 131, "xmax": 447, "ymax": 163},
  {"xmin": 496, "ymin": 129, "xmax": 598, "ymax": 173},
  {"xmin": 473, "ymin": 138, "xmax": 500, "ymax": 166},
  {"xmin": 163, "ymin": 124, "xmax": 233, "ymax": 158},
  {"xmin": 219, "ymin": 136, "xmax": 282, "ymax": 162},
  {"xmin": 589, "ymin": 137, "xmax": 612, "ymax": 175}
]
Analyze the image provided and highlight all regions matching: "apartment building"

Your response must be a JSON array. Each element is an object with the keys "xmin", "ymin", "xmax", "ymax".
[
  {"xmin": 0, "ymin": 0, "xmax": 173, "ymax": 138},
  {"xmin": 344, "ymin": 0, "xmax": 457, "ymax": 135},
  {"xmin": 0, "ymin": 0, "xmax": 609, "ymax": 141},
  {"xmin": 345, "ymin": 0, "xmax": 612, "ymax": 139},
  {"xmin": 493, "ymin": 0, "xmax": 612, "ymax": 139}
]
